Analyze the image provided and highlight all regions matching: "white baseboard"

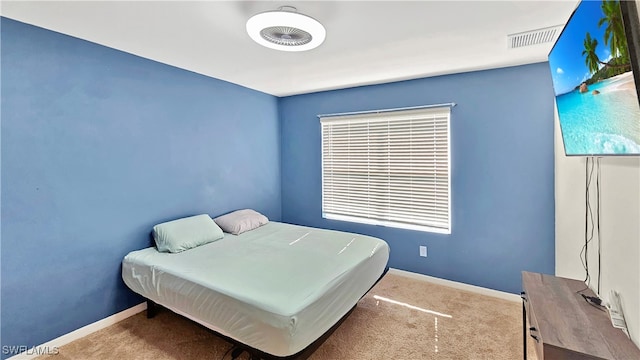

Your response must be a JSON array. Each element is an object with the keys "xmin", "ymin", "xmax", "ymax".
[
  {"xmin": 8, "ymin": 302, "xmax": 147, "ymax": 360},
  {"xmin": 388, "ymin": 268, "xmax": 521, "ymax": 303}
]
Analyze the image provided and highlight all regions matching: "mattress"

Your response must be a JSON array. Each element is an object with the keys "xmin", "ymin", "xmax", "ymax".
[{"xmin": 122, "ymin": 221, "xmax": 389, "ymax": 357}]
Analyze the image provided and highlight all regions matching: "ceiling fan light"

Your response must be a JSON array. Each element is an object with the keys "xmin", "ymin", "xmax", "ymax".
[{"xmin": 246, "ymin": 8, "xmax": 326, "ymax": 52}]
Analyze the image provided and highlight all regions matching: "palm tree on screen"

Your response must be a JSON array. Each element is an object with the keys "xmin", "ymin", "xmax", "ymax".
[
  {"xmin": 598, "ymin": 0, "xmax": 628, "ymax": 61},
  {"xmin": 582, "ymin": 32, "xmax": 600, "ymax": 74}
]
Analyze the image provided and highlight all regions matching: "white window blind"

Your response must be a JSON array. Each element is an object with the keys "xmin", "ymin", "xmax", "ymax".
[{"xmin": 320, "ymin": 107, "xmax": 451, "ymax": 234}]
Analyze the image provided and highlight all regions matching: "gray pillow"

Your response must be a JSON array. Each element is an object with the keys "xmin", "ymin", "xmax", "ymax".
[
  {"xmin": 153, "ymin": 214, "xmax": 224, "ymax": 253},
  {"xmin": 214, "ymin": 209, "xmax": 269, "ymax": 235}
]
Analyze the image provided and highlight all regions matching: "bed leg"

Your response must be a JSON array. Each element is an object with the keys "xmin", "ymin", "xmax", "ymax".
[{"xmin": 146, "ymin": 299, "xmax": 158, "ymax": 319}]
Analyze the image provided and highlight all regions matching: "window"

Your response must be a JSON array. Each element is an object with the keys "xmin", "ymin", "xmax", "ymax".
[{"xmin": 320, "ymin": 106, "xmax": 451, "ymax": 234}]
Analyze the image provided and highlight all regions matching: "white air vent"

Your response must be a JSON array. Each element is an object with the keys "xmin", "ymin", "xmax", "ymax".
[{"xmin": 508, "ymin": 25, "xmax": 563, "ymax": 49}]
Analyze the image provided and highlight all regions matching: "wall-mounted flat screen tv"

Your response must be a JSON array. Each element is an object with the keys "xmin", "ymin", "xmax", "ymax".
[{"xmin": 548, "ymin": 0, "xmax": 640, "ymax": 156}]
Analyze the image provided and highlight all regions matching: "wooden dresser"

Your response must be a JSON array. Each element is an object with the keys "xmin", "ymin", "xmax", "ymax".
[{"xmin": 521, "ymin": 271, "xmax": 640, "ymax": 359}]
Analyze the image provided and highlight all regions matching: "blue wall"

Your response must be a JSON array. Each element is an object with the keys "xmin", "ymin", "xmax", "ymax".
[
  {"xmin": 1, "ymin": 18, "xmax": 280, "ymax": 356},
  {"xmin": 279, "ymin": 63, "xmax": 556, "ymax": 294}
]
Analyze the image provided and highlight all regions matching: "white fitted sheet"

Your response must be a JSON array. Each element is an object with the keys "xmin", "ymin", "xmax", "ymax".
[{"xmin": 122, "ymin": 222, "xmax": 389, "ymax": 357}]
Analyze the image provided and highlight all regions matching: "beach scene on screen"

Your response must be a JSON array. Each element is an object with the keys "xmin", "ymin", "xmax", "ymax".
[{"xmin": 549, "ymin": 0, "xmax": 640, "ymax": 155}]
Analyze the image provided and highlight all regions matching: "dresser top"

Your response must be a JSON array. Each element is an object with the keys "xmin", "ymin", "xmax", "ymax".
[{"xmin": 522, "ymin": 271, "xmax": 640, "ymax": 359}]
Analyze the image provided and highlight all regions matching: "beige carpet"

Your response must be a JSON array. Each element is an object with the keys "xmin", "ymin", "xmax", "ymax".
[{"xmin": 38, "ymin": 273, "xmax": 538, "ymax": 359}]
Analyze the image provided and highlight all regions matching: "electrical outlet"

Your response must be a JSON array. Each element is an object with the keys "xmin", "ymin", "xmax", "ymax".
[
  {"xmin": 608, "ymin": 290, "xmax": 629, "ymax": 336},
  {"xmin": 419, "ymin": 246, "xmax": 427, "ymax": 257}
]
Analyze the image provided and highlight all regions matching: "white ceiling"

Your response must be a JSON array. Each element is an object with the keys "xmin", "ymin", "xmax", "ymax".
[{"xmin": 1, "ymin": 1, "xmax": 579, "ymax": 97}]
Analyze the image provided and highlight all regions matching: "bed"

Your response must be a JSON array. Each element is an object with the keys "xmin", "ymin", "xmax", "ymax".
[{"xmin": 122, "ymin": 216, "xmax": 389, "ymax": 359}]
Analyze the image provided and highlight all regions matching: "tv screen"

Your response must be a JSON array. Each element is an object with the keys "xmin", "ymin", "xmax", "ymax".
[{"xmin": 548, "ymin": 0, "xmax": 640, "ymax": 156}]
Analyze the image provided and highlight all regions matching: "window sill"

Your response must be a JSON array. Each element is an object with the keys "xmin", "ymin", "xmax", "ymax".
[{"xmin": 323, "ymin": 213, "xmax": 451, "ymax": 234}]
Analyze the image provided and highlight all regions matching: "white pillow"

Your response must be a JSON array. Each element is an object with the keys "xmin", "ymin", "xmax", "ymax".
[
  {"xmin": 214, "ymin": 209, "xmax": 269, "ymax": 235},
  {"xmin": 153, "ymin": 214, "xmax": 224, "ymax": 253}
]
